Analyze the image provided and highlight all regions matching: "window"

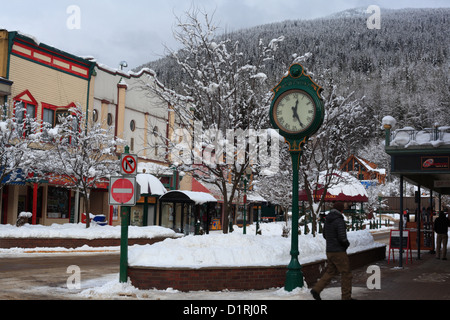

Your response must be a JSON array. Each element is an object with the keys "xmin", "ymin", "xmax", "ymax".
[
  {"xmin": 41, "ymin": 103, "xmax": 79, "ymax": 144},
  {"xmin": 13, "ymin": 90, "xmax": 38, "ymax": 136},
  {"xmin": 43, "ymin": 108, "xmax": 55, "ymax": 127},
  {"xmin": 47, "ymin": 186, "xmax": 71, "ymax": 219},
  {"xmin": 14, "ymin": 100, "xmax": 37, "ymax": 137},
  {"xmin": 107, "ymin": 113, "xmax": 113, "ymax": 126},
  {"xmin": 130, "ymin": 120, "xmax": 136, "ymax": 132},
  {"xmin": 92, "ymin": 109, "xmax": 98, "ymax": 123},
  {"xmin": 42, "ymin": 104, "xmax": 76, "ymax": 128}
]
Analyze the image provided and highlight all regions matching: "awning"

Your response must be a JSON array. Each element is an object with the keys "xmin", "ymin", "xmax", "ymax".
[
  {"xmin": 159, "ymin": 190, "xmax": 217, "ymax": 205},
  {"xmin": 299, "ymin": 171, "xmax": 368, "ymax": 202},
  {"xmin": 192, "ymin": 178, "xmax": 224, "ymax": 201},
  {"xmin": 247, "ymin": 192, "xmax": 268, "ymax": 203},
  {"xmin": 1, "ymin": 168, "xmax": 26, "ymax": 185},
  {"xmin": 136, "ymin": 173, "xmax": 167, "ymax": 196}
]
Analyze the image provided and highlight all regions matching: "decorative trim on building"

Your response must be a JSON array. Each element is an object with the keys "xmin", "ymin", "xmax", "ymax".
[{"xmin": 9, "ymin": 32, "xmax": 94, "ymax": 80}]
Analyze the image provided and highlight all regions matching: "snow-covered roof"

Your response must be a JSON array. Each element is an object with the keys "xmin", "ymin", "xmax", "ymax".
[
  {"xmin": 323, "ymin": 171, "xmax": 368, "ymax": 199},
  {"xmin": 354, "ymin": 156, "xmax": 386, "ymax": 175},
  {"xmin": 299, "ymin": 170, "xmax": 368, "ymax": 202},
  {"xmin": 136, "ymin": 173, "xmax": 167, "ymax": 195},
  {"xmin": 160, "ymin": 190, "xmax": 217, "ymax": 205},
  {"xmin": 247, "ymin": 192, "xmax": 267, "ymax": 203}
]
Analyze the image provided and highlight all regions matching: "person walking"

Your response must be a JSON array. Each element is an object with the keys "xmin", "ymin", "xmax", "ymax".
[
  {"xmin": 311, "ymin": 202, "xmax": 353, "ymax": 300},
  {"xmin": 434, "ymin": 211, "xmax": 449, "ymax": 260}
]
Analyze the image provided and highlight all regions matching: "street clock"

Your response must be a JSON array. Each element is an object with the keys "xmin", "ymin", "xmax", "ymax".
[
  {"xmin": 269, "ymin": 64, "xmax": 324, "ymax": 147},
  {"xmin": 269, "ymin": 63, "xmax": 325, "ymax": 292}
]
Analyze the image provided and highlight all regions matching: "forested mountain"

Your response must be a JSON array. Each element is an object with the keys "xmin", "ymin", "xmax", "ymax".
[{"xmin": 138, "ymin": 7, "xmax": 449, "ymax": 139}]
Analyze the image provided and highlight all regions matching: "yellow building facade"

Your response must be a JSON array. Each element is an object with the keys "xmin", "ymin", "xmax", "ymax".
[
  {"xmin": 0, "ymin": 30, "xmax": 96, "ymax": 225},
  {"xmin": 0, "ymin": 29, "xmax": 180, "ymax": 227}
]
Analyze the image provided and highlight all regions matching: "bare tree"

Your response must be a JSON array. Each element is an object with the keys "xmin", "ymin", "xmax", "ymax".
[
  {"xmin": 300, "ymin": 84, "xmax": 368, "ymax": 234},
  {"xmin": 142, "ymin": 8, "xmax": 284, "ymax": 233}
]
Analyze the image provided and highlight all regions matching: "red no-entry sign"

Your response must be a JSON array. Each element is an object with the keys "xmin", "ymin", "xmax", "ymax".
[{"xmin": 109, "ymin": 177, "xmax": 136, "ymax": 206}]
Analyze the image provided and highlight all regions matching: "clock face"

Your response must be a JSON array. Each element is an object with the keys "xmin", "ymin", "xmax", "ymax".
[{"xmin": 272, "ymin": 89, "xmax": 316, "ymax": 134}]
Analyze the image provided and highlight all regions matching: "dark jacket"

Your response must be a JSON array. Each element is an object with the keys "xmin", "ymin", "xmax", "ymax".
[
  {"xmin": 434, "ymin": 212, "xmax": 449, "ymax": 235},
  {"xmin": 323, "ymin": 209, "xmax": 350, "ymax": 252}
]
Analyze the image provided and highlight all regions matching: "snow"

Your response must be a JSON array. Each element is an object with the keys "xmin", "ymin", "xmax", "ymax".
[
  {"xmin": 136, "ymin": 173, "xmax": 167, "ymax": 195},
  {"xmin": 319, "ymin": 171, "xmax": 368, "ymax": 198},
  {"xmin": 389, "ymin": 125, "xmax": 450, "ymax": 148},
  {"xmin": 0, "ymin": 221, "xmax": 387, "ymax": 300},
  {"xmin": 128, "ymin": 222, "xmax": 383, "ymax": 268},
  {"xmin": 18, "ymin": 211, "xmax": 32, "ymax": 219},
  {"xmin": 0, "ymin": 222, "xmax": 383, "ymax": 267},
  {"xmin": 0, "ymin": 223, "xmax": 181, "ymax": 240},
  {"xmin": 162, "ymin": 190, "xmax": 217, "ymax": 205},
  {"xmin": 382, "ymin": 115, "xmax": 396, "ymax": 128}
]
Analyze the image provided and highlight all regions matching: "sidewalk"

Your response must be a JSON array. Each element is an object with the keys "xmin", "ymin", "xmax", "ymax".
[{"xmin": 350, "ymin": 249, "xmax": 450, "ymax": 300}]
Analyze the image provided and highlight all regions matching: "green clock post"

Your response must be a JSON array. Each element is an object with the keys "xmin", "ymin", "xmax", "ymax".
[{"xmin": 269, "ymin": 64, "xmax": 324, "ymax": 291}]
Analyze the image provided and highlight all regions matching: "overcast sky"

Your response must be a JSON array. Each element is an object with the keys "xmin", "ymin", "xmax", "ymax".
[{"xmin": 1, "ymin": 0, "xmax": 449, "ymax": 70}]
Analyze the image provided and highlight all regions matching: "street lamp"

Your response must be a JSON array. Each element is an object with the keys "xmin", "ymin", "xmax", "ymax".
[{"xmin": 242, "ymin": 166, "xmax": 252, "ymax": 234}]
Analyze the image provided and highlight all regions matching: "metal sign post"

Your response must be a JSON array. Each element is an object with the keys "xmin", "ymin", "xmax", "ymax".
[{"xmin": 110, "ymin": 147, "xmax": 139, "ymax": 283}]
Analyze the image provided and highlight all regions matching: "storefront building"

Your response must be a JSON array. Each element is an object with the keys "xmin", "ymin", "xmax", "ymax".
[
  {"xmin": 0, "ymin": 30, "xmax": 96, "ymax": 225},
  {"xmin": 91, "ymin": 64, "xmax": 179, "ymax": 226}
]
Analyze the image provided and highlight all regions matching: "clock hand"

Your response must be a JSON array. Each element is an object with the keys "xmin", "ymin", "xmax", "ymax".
[{"xmin": 292, "ymin": 100, "xmax": 304, "ymax": 127}]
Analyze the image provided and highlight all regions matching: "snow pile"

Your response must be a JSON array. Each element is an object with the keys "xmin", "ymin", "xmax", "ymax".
[
  {"xmin": 321, "ymin": 171, "xmax": 368, "ymax": 198},
  {"xmin": 0, "ymin": 223, "xmax": 181, "ymax": 240},
  {"xmin": 18, "ymin": 212, "xmax": 32, "ymax": 219},
  {"xmin": 128, "ymin": 224, "xmax": 384, "ymax": 268},
  {"xmin": 389, "ymin": 126, "xmax": 450, "ymax": 148}
]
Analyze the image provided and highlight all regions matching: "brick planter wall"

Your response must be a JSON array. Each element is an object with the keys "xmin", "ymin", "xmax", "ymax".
[
  {"xmin": 128, "ymin": 245, "xmax": 386, "ymax": 292},
  {"xmin": 0, "ymin": 237, "xmax": 170, "ymax": 249}
]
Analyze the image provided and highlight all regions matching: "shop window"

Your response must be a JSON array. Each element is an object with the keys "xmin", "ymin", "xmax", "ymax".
[{"xmin": 47, "ymin": 186, "xmax": 71, "ymax": 219}]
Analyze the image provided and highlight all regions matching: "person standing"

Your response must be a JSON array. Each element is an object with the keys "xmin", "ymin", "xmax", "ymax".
[
  {"xmin": 311, "ymin": 202, "xmax": 353, "ymax": 300},
  {"xmin": 434, "ymin": 211, "xmax": 449, "ymax": 260}
]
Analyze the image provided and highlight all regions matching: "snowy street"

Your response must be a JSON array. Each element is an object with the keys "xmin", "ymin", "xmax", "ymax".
[
  {"xmin": 0, "ymin": 224, "xmax": 391, "ymax": 300},
  {"xmin": 0, "ymin": 227, "xmax": 449, "ymax": 305},
  {"xmin": 0, "ymin": 251, "xmax": 373, "ymax": 300}
]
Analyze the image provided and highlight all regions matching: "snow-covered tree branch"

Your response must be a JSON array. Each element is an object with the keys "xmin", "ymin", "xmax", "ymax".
[
  {"xmin": 141, "ymin": 8, "xmax": 285, "ymax": 233},
  {"xmin": 43, "ymin": 104, "xmax": 124, "ymax": 228}
]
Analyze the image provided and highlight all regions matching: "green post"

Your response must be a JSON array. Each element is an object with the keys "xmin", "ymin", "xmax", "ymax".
[
  {"xmin": 285, "ymin": 150, "xmax": 304, "ymax": 291},
  {"xmin": 243, "ymin": 177, "xmax": 247, "ymax": 235},
  {"xmin": 119, "ymin": 206, "xmax": 130, "ymax": 283},
  {"xmin": 119, "ymin": 145, "xmax": 130, "ymax": 283}
]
